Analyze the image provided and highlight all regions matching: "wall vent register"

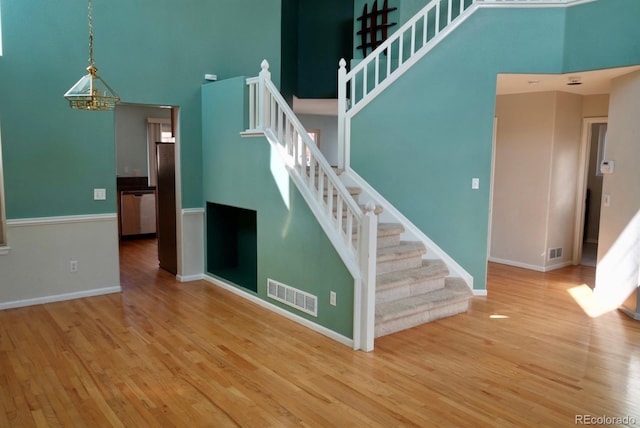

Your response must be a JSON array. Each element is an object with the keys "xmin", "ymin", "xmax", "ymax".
[{"xmin": 267, "ymin": 278, "xmax": 318, "ymax": 317}]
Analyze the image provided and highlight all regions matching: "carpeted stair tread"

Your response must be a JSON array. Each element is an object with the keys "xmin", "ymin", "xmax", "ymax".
[
  {"xmin": 377, "ymin": 259, "xmax": 449, "ymax": 291},
  {"xmin": 377, "ymin": 241, "xmax": 425, "ymax": 262},
  {"xmin": 375, "ymin": 277, "xmax": 472, "ymax": 324},
  {"xmin": 377, "ymin": 222, "xmax": 404, "ymax": 237}
]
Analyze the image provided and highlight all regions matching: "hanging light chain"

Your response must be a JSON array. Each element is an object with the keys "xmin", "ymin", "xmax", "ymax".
[{"xmin": 88, "ymin": 0, "xmax": 95, "ymax": 68}]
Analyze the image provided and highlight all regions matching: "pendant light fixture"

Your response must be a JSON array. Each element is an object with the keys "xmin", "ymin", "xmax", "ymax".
[{"xmin": 64, "ymin": 0, "xmax": 120, "ymax": 111}]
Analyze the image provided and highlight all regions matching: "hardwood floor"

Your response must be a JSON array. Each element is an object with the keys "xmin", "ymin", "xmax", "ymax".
[{"xmin": 1, "ymin": 238, "xmax": 639, "ymax": 427}]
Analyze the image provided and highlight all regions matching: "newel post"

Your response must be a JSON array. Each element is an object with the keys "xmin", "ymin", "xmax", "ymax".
[
  {"xmin": 359, "ymin": 201, "xmax": 378, "ymax": 352},
  {"xmin": 337, "ymin": 59, "xmax": 347, "ymax": 170},
  {"xmin": 258, "ymin": 59, "xmax": 271, "ymax": 131}
]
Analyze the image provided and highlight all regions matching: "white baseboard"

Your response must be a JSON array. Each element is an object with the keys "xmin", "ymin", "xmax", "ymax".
[
  {"xmin": 619, "ymin": 306, "xmax": 640, "ymax": 321},
  {"xmin": 473, "ymin": 289, "xmax": 488, "ymax": 297},
  {"xmin": 0, "ymin": 285, "xmax": 121, "ymax": 310},
  {"xmin": 177, "ymin": 274, "xmax": 205, "ymax": 282},
  {"xmin": 203, "ymin": 274, "xmax": 354, "ymax": 348},
  {"xmin": 489, "ymin": 257, "xmax": 572, "ymax": 272}
]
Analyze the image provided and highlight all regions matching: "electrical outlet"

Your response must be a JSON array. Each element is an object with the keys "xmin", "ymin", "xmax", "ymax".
[
  {"xmin": 472, "ymin": 178, "xmax": 480, "ymax": 190},
  {"xmin": 330, "ymin": 291, "xmax": 337, "ymax": 306},
  {"xmin": 70, "ymin": 260, "xmax": 78, "ymax": 273}
]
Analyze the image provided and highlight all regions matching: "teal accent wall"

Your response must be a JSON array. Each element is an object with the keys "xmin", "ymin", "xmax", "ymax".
[
  {"xmin": 563, "ymin": 0, "xmax": 640, "ymax": 72},
  {"xmin": 350, "ymin": 3, "xmax": 640, "ymax": 291},
  {"xmin": 0, "ymin": 0, "xmax": 282, "ymax": 219},
  {"xmin": 297, "ymin": 0, "xmax": 354, "ymax": 99},
  {"xmin": 202, "ymin": 78, "xmax": 354, "ymax": 338},
  {"xmin": 281, "ymin": 0, "xmax": 299, "ymax": 104}
]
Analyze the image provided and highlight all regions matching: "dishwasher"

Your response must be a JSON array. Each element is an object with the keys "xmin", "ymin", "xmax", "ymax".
[{"xmin": 120, "ymin": 190, "xmax": 157, "ymax": 236}]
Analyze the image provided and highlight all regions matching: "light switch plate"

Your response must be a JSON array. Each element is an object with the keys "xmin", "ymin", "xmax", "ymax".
[
  {"xmin": 472, "ymin": 178, "xmax": 480, "ymax": 190},
  {"xmin": 94, "ymin": 188, "xmax": 106, "ymax": 200}
]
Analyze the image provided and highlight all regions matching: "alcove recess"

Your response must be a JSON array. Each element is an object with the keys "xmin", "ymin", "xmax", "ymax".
[{"xmin": 206, "ymin": 202, "xmax": 257, "ymax": 292}]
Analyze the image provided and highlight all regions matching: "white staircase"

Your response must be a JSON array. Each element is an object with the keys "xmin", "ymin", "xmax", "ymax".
[{"xmin": 329, "ymin": 170, "xmax": 472, "ymax": 338}]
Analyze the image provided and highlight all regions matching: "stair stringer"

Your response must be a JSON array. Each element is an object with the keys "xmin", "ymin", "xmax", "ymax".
[{"xmin": 341, "ymin": 168, "xmax": 475, "ymax": 293}]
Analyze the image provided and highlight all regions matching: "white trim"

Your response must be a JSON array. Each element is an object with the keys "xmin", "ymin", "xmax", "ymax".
[
  {"xmin": 203, "ymin": 274, "xmax": 354, "ymax": 348},
  {"xmin": 478, "ymin": 0, "xmax": 597, "ymax": 7},
  {"xmin": 7, "ymin": 213, "xmax": 117, "ymax": 227},
  {"xmin": 619, "ymin": 305, "xmax": 640, "ymax": 321},
  {"xmin": 573, "ymin": 117, "xmax": 607, "ymax": 265},
  {"xmin": 172, "ymin": 107, "xmax": 185, "ymax": 279},
  {"xmin": 344, "ymin": 168, "xmax": 475, "ymax": 291},
  {"xmin": 182, "ymin": 208, "xmax": 205, "ymax": 216},
  {"xmin": 177, "ymin": 274, "xmax": 204, "ymax": 282},
  {"xmin": 147, "ymin": 117, "xmax": 172, "ymax": 125},
  {"xmin": 489, "ymin": 256, "xmax": 572, "ymax": 272},
  {"xmin": 0, "ymin": 286, "xmax": 121, "ymax": 310},
  {"xmin": 0, "ymin": 246, "xmax": 10, "ymax": 255},
  {"xmin": 474, "ymin": 289, "xmax": 488, "ymax": 297},
  {"xmin": 488, "ymin": 117, "xmax": 498, "ymax": 259}
]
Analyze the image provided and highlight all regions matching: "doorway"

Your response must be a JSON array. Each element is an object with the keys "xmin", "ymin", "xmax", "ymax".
[
  {"xmin": 115, "ymin": 104, "xmax": 180, "ymax": 277},
  {"xmin": 574, "ymin": 118, "xmax": 607, "ymax": 268}
]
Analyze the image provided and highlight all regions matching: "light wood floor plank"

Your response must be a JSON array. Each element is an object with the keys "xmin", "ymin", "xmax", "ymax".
[{"xmin": 1, "ymin": 238, "xmax": 639, "ymax": 426}]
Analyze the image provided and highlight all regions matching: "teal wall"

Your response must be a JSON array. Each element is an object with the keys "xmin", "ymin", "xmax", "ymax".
[
  {"xmin": 202, "ymin": 78, "xmax": 354, "ymax": 338},
  {"xmin": 297, "ymin": 0, "xmax": 354, "ymax": 99},
  {"xmin": 0, "ymin": 0, "xmax": 282, "ymax": 219},
  {"xmin": 350, "ymin": 2, "xmax": 640, "ymax": 291},
  {"xmin": 563, "ymin": 0, "xmax": 640, "ymax": 72},
  {"xmin": 281, "ymin": 0, "xmax": 299, "ymax": 104}
]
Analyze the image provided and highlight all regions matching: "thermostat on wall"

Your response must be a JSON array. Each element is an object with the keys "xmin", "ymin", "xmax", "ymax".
[{"xmin": 600, "ymin": 160, "xmax": 615, "ymax": 175}]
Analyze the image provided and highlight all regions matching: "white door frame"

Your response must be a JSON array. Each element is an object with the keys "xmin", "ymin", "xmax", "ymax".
[
  {"xmin": 487, "ymin": 117, "xmax": 498, "ymax": 259},
  {"xmin": 572, "ymin": 116, "xmax": 607, "ymax": 265}
]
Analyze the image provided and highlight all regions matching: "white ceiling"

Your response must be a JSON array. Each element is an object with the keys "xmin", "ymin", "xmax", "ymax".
[{"xmin": 496, "ymin": 65, "xmax": 640, "ymax": 96}]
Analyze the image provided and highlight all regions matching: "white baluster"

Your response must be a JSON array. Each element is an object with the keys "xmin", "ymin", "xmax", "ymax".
[
  {"xmin": 423, "ymin": 13, "xmax": 428, "ymax": 46},
  {"xmin": 435, "ymin": 1, "xmax": 441, "ymax": 33},
  {"xmin": 448, "ymin": 0, "xmax": 453, "ymax": 24},
  {"xmin": 337, "ymin": 59, "xmax": 347, "ymax": 170},
  {"xmin": 248, "ymin": 82, "xmax": 256, "ymax": 130},
  {"xmin": 411, "ymin": 22, "xmax": 416, "ymax": 55}
]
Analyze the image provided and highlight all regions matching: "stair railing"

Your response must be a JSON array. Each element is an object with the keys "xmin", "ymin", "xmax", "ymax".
[
  {"xmin": 338, "ymin": 0, "xmax": 592, "ymax": 169},
  {"xmin": 338, "ymin": 0, "xmax": 478, "ymax": 169},
  {"xmin": 246, "ymin": 60, "xmax": 378, "ymax": 351}
]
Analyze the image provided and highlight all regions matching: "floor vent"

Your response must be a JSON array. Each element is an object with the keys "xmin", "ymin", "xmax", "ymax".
[{"xmin": 267, "ymin": 278, "xmax": 318, "ymax": 317}]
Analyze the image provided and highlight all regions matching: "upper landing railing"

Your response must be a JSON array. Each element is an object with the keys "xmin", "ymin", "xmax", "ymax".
[{"xmin": 337, "ymin": 0, "xmax": 597, "ymax": 168}]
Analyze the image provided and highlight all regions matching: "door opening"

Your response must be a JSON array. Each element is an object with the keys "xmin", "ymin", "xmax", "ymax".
[
  {"xmin": 115, "ymin": 104, "xmax": 180, "ymax": 278},
  {"xmin": 573, "ymin": 118, "xmax": 607, "ymax": 268}
]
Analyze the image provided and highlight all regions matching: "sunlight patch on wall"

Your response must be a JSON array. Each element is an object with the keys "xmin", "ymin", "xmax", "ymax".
[
  {"xmin": 270, "ymin": 145, "xmax": 290, "ymax": 211},
  {"xmin": 595, "ymin": 209, "xmax": 640, "ymax": 309}
]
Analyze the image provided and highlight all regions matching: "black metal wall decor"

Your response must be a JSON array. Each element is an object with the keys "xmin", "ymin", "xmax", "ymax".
[{"xmin": 357, "ymin": 0, "xmax": 397, "ymax": 57}]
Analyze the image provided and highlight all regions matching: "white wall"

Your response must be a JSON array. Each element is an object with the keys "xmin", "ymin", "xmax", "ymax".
[
  {"xmin": 583, "ymin": 94, "xmax": 609, "ymax": 118},
  {"xmin": 492, "ymin": 91, "xmax": 583, "ymax": 271},
  {"xmin": 0, "ymin": 215, "xmax": 121, "ymax": 308},
  {"xmin": 492, "ymin": 92, "xmax": 556, "ymax": 269},
  {"xmin": 595, "ymin": 70, "xmax": 640, "ymax": 310},
  {"xmin": 297, "ymin": 114, "xmax": 339, "ymax": 166},
  {"xmin": 115, "ymin": 104, "xmax": 171, "ymax": 177},
  {"xmin": 546, "ymin": 92, "xmax": 583, "ymax": 268}
]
